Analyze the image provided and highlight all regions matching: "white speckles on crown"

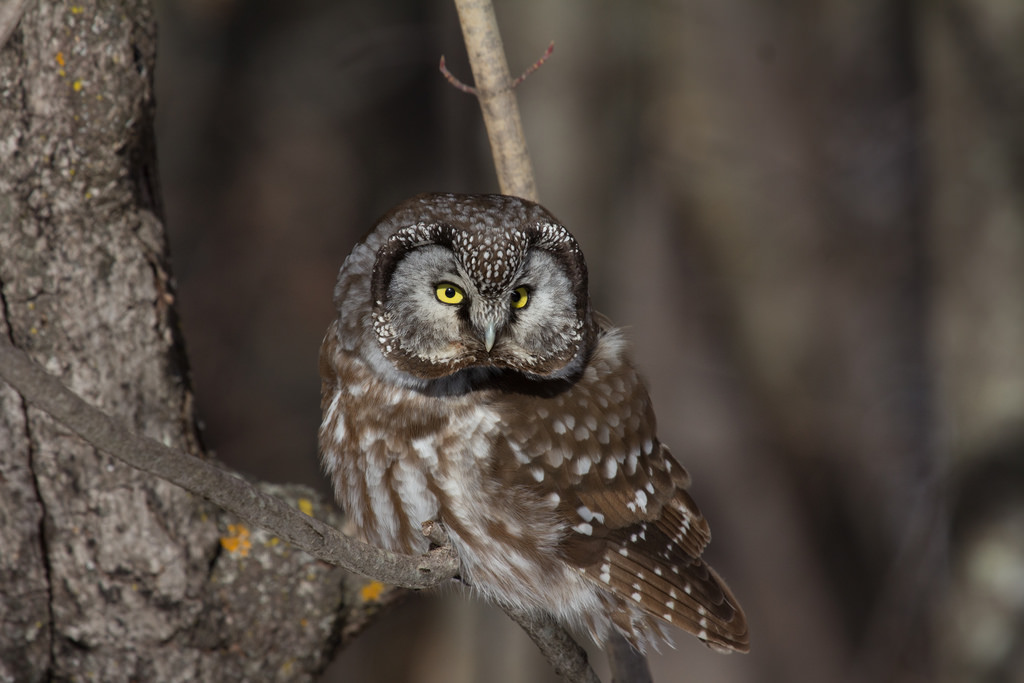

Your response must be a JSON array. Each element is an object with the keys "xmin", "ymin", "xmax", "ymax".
[
  {"xmin": 448, "ymin": 227, "xmax": 530, "ymax": 294},
  {"xmin": 389, "ymin": 196, "xmax": 582, "ymax": 298}
]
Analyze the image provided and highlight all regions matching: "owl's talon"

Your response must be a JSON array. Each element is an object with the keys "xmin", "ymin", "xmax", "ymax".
[{"xmin": 421, "ymin": 520, "xmax": 450, "ymax": 548}]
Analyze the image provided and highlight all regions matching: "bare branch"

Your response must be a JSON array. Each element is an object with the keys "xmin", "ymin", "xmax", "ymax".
[
  {"xmin": 606, "ymin": 633, "xmax": 653, "ymax": 683},
  {"xmin": 503, "ymin": 605, "xmax": 602, "ymax": 683},
  {"xmin": 452, "ymin": 0, "xmax": 537, "ymax": 201},
  {"xmin": 0, "ymin": 339, "xmax": 459, "ymax": 590}
]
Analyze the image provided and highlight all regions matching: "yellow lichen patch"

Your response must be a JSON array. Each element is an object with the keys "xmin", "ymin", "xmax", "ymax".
[
  {"xmin": 264, "ymin": 537, "xmax": 280, "ymax": 547},
  {"xmin": 297, "ymin": 498, "xmax": 313, "ymax": 516},
  {"xmin": 55, "ymin": 52, "xmax": 65, "ymax": 67},
  {"xmin": 70, "ymin": 6, "xmax": 84, "ymax": 14},
  {"xmin": 359, "ymin": 580, "xmax": 386, "ymax": 603},
  {"xmin": 72, "ymin": 80, "xmax": 83, "ymax": 92},
  {"xmin": 220, "ymin": 523, "xmax": 251, "ymax": 557}
]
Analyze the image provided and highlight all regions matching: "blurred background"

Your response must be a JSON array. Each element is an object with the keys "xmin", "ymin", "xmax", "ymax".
[{"xmin": 154, "ymin": 1, "xmax": 1024, "ymax": 681}]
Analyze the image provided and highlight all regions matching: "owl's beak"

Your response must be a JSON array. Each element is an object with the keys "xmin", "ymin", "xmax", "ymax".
[
  {"xmin": 473, "ymin": 303, "xmax": 505, "ymax": 353},
  {"xmin": 483, "ymin": 322, "xmax": 497, "ymax": 353}
]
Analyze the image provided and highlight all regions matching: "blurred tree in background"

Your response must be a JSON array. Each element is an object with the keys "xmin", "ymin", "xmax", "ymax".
[{"xmin": 5, "ymin": 0, "xmax": 1011, "ymax": 680}]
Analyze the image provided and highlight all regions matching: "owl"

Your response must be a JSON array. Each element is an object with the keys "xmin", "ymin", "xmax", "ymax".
[{"xmin": 319, "ymin": 193, "xmax": 748, "ymax": 654}]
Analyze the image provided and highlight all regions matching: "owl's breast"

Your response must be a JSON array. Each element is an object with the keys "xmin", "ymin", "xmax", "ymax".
[{"xmin": 321, "ymin": 337, "xmax": 511, "ymax": 555}]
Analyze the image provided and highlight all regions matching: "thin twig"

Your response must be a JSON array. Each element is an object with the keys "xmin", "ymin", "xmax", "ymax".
[
  {"xmin": 441, "ymin": 41, "xmax": 555, "ymax": 94},
  {"xmin": 511, "ymin": 41, "xmax": 554, "ymax": 88},
  {"xmin": 0, "ymin": 339, "xmax": 460, "ymax": 590},
  {"xmin": 439, "ymin": 55, "xmax": 477, "ymax": 94},
  {"xmin": 452, "ymin": 0, "xmax": 537, "ymax": 200}
]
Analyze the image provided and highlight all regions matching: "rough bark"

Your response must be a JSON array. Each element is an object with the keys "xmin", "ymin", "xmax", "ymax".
[{"xmin": 0, "ymin": 1, "xmax": 351, "ymax": 680}]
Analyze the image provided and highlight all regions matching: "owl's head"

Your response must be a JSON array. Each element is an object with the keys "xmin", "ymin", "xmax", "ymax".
[{"xmin": 365, "ymin": 193, "xmax": 595, "ymax": 381}]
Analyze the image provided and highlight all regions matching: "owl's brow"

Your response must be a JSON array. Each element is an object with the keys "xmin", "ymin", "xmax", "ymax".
[
  {"xmin": 389, "ymin": 222, "xmax": 447, "ymax": 249},
  {"xmin": 529, "ymin": 221, "xmax": 577, "ymax": 249},
  {"xmin": 371, "ymin": 223, "xmax": 448, "ymax": 306},
  {"xmin": 378, "ymin": 221, "xmax": 579, "ymax": 301}
]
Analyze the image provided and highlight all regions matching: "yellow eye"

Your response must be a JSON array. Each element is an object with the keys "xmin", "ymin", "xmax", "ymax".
[
  {"xmin": 435, "ymin": 283, "xmax": 465, "ymax": 305},
  {"xmin": 511, "ymin": 286, "xmax": 529, "ymax": 309}
]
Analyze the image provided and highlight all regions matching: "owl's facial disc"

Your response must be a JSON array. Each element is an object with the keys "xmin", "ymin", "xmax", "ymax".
[{"xmin": 371, "ymin": 214, "xmax": 593, "ymax": 380}]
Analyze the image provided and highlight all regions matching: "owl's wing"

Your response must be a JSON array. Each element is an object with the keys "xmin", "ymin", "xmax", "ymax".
[
  {"xmin": 569, "ymin": 444, "xmax": 748, "ymax": 653},
  {"xmin": 500, "ymin": 326, "xmax": 749, "ymax": 653}
]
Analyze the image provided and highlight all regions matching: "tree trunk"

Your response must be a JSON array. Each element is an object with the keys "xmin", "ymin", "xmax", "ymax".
[{"xmin": 0, "ymin": 1, "xmax": 349, "ymax": 680}]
